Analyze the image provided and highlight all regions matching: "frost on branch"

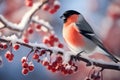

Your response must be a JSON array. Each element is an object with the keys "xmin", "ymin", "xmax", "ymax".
[{"xmin": 0, "ymin": 0, "xmax": 120, "ymax": 79}]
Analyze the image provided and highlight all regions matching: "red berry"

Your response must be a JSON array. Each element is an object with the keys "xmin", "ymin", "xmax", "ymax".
[
  {"xmin": 49, "ymin": 35, "xmax": 55, "ymax": 40},
  {"xmin": 33, "ymin": 53, "xmax": 39, "ymax": 60},
  {"xmin": 58, "ymin": 43, "xmax": 64, "ymax": 48},
  {"xmin": 25, "ymin": 0, "xmax": 33, "ymax": 7},
  {"xmin": 48, "ymin": 40, "xmax": 54, "ymax": 47},
  {"xmin": 54, "ymin": 4, "xmax": 60, "ymax": 10},
  {"xmin": 47, "ymin": 65, "xmax": 52, "ymax": 70},
  {"xmin": 49, "ymin": 8, "xmax": 57, "ymax": 14},
  {"xmin": 5, "ymin": 51, "xmax": 14, "ymax": 62},
  {"xmin": 42, "ymin": 3, "xmax": 50, "ymax": 11},
  {"xmin": 54, "ymin": 0, "xmax": 60, "ymax": 10},
  {"xmin": 22, "ymin": 62, "xmax": 29, "ymax": 68},
  {"xmin": 8, "ymin": 57, "xmax": 14, "ymax": 62},
  {"xmin": 22, "ymin": 68, "xmax": 29, "ymax": 75},
  {"xmin": 3, "ymin": 44, "xmax": 7, "ymax": 49},
  {"xmin": 52, "ymin": 62, "xmax": 57, "ymax": 67},
  {"xmin": 51, "ymin": 67, "xmax": 57, "ymax": 72},
  {"xmin": 21, "ymin": 57, "xmax": 27, "ymax": 63},
  {"xmin": 5, "ymin": 52, "xmax": 11, "ymax": 59},
  {"xmin": 28, "ymin": 65, "xmax": 34, "ymax": 71},
  {"xmin": 43, "ymin": 38, "xmax": 49, "ymax": 44},
  {"xmin": 23, "ymin": 38, "xmax": 29, "ymax": 43},
  {"xmin": 35, "ymin": 24, "xmax": 41, "ymax": 31},
  {"xmin": 13, "ymin": 44, "xmax": 20, "ymax": 50},
  {"xmin": 56, "ymin": 56, "xmax": 62, "ymax": 63},
  {"xmin": 42, "ymin": 61, "xmax": 49, "ymax": 66},
  {"xmin": 27, "ymin": 27, "xmax": 33, "ymax": 34}
]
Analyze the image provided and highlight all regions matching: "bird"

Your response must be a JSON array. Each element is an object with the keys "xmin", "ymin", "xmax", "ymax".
[{"xmin": 60, "ymin": 10, "xmax": 120, "ymax": 63}]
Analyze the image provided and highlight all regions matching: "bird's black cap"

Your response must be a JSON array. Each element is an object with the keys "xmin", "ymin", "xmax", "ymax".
[{"xmin": 60, "ymin": 10, "xmax": 80, "ymax": 20}]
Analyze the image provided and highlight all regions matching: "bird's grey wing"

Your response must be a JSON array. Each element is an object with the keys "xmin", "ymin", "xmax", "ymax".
[
  {"xmin": 76, "ymin": 17, "xmax": 94, "ymax": 34},
  {"xmin": 75, "ymin": 18, "xmax": 119, "ymax": 63}
]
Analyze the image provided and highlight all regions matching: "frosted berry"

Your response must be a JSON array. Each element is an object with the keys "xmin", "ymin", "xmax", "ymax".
[
  {"xmin": 33, "ymin": 53, "xmax": 39, "ymax": 60},
  {"xmin": 53, "ymin": 0, "xmax": 60, "ymax": 10},
  {"xmin": 49, "ymin": 35, "xmax": 55, "ymax": 40},
  {"xmin": 49, "ymin": 8, "xmax": 57, "ymax": 14},
  {"xmin": 23, "ymin": 38, "xmax": 29, "ymax": 43},
  {"xmin": 48, "ymin": 40, "xmax": 54, "ymax": 47},
  {"xmin": 43, "ymin": 38, "xmax": 49, "ymax": 44},
  {"xmin": 27, "ymin": 27, "xmax": 33, "ymax": 34},
  {"xmin": 13, "ymin": 44, "xmax": 20, "ymax": 50},
  {"xmin": 51, "ymin": 67, "xmax": 57, "ymax": 72},
  {"xmin": 21, "ymin": 57, "xmax": 27, "ymax": 63},
  {"xmin": 42, "ymin": 3, "xmax": 50, "ymax": 11},
  {"xmin": 28, "ymin": 65, "xmax": 34, "ymax": 71},
  {"xmin": 22, "ymin": 62, "xmax": 29, "ymax": 68},
  {"xmin": 5, "ymin": 52, "xmax": 11, "ymax": 59},
  {"xmin": 54, "ymin": 5, "xmax": 60, "ymax": 10},
  {"xmin": 58, "ymin": 43, "xmax": 64, "ymax": 48},
  {"xmin": 8, "ymin": 53, "xmax": 14, "ymax": 62},
  {"xmin": 42, "ymin": 61, "xmax": 49, "ymax": 66},
  {"xmin": 3, "ymin": 43, "xmax": 8, "ymax": 49},
  {"xmin": 56, "ymin": 56, "xmax": 62, "ymax": 63},
  {"xmin": 47, "ymin": 65, "xmax": 52, "ymax": 70},
  {"xmin": 5, "ymin": 51, "xmax": 14, "ymax": 62},
  {"xmin": 22, "ymin": 68, "xmax": 29, "ymax": 75},
  {"xmin": 35, "ymin": 24, "xmax": 41, "ymax": 31}
]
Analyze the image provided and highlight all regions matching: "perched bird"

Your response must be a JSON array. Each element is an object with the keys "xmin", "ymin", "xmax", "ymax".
[{"xmin": 60, "ymin": 10, "xmax": 119, "ymax": 63}]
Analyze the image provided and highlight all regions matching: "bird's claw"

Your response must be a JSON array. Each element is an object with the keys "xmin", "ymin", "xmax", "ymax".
[{"xmin": 74, "ymin": 50, "xmax": 85, "ymax": 61}]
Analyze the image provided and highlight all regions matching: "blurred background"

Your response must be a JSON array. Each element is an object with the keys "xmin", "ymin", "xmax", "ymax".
[{"xmin": 0, "ymin": 0, "xmax": 120, "ymax": 80}]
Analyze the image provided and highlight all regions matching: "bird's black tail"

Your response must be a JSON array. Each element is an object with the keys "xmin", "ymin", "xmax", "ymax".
[
  {"xmin": 92, "ymin": 36, "xmax": 120, "ymax": 63},
  {"xmin": 84, "ymin": 33, "xmax": 120, "ymax": 63}
]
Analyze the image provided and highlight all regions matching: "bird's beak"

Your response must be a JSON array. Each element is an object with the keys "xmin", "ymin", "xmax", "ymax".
[{"xmin": 60, "ymin": 15, "xmax": 65, "ymax": 20}]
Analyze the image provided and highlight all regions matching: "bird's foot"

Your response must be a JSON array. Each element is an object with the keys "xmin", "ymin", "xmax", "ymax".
[{"xmin": 74, "ymin": 50, "xmax": 85, "ymax": 61}]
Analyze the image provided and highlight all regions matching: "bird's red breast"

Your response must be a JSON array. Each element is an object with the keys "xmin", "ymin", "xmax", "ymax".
[{"xmin": 63, "ymin": 23, "xmax": 85, "ymax": 47}]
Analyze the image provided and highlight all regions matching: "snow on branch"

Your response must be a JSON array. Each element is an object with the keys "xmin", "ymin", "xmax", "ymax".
[
  {"xmin": 0, "ymin": 0, "xmax": 48, "ymax": 32},
  {"xmin": 0, "ymin": 36, "xmax": 120, "ymax": 71}
]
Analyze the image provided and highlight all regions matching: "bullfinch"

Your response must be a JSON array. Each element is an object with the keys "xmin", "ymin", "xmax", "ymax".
[{"xmin": 60, "ymin": 10, "xmax": 119, "ymax": 63}]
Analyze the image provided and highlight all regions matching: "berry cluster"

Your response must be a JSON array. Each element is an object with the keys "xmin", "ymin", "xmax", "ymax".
[
  {"xmin": 43, "ymin": 34, "xmax": 64, "ymax": 48},
  {"xmin": 41, "ymin": 0, "xmax": 60, "ymax": 14},
  {"xmin": 4, "ymin": 51, "xmax": 14, "ymax": 62},
  {"xmin": 0, "ymin": 43, "xmax": 8, "ymax": 50},
  {"xmin": 4, "ymin": 43, "xmax": 20, "ymax": 62},
  {"xmin": 30, "ymin": 49, "xmax": 78, "ymax": 75},
  {"xmin": 21, "ymin": 57, "xmax": 34, "ymax": 75},
  {"xmin": 25, "ymin": 0, "xmax": 60, "ymax": 14}
]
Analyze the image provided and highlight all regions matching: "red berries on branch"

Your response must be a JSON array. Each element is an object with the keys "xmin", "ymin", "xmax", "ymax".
[
  {"xmin": 21, "ymin": 57, "xmax": 34, "ymax": 75},
  {"xmin": 41, "ymin": 0, "xmax": 60, "ymax": 14},
  {"xmin": 4, "ymin": 51, "xmax": 14, "ymax": 62}
]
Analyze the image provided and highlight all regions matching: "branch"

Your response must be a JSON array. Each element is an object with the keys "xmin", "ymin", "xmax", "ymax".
[
  {"xmin": 0, "ymin": 37, "xmax": 120, "ymax": 71},
  {"xmin": 76, "ymin": 55, "xmax": 120, "ymax": 71},
  {"xmin": 0, "ymin": 0, "xmax": 48, "ymax": 32}
]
